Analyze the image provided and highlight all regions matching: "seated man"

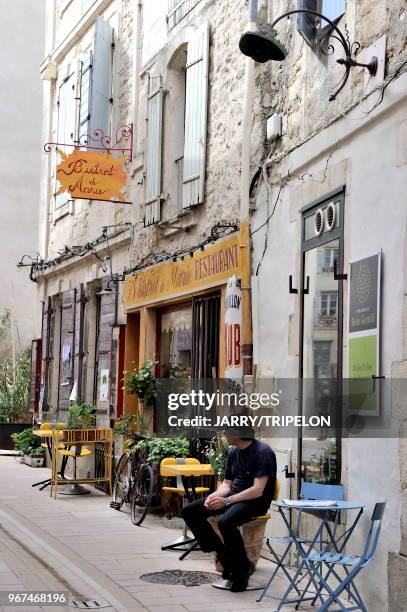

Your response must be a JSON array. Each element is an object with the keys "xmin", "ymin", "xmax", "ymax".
[{"xmin": 181, "ymin": 428, "xmax": 277, "ymax": 592}]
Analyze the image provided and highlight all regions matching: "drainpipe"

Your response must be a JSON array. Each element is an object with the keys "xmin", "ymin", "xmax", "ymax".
[{"xmin": 239, "ymin": 0, "xmax": 257, "ymax": 377}]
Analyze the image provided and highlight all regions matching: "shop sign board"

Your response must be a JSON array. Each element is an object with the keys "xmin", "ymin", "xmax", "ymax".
[
  {"xmin": 347, "ymin": 252, "xmax": 381, "ymax": 415},
  {"xmin": 56, "ymin": 149, "xmax": 128, "ymax": 203},
  {"xmin": 224, "ymin": 276, "xmax": 242, "ymax": 379},
  {"xmin": 123, "ymin": 233, "xmax": 241, "ymax": 309}
]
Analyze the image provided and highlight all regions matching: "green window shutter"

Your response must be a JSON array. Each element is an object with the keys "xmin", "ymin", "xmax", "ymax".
[
  {"xmin": 182, "ymin": 22, "xmax": 209, "ymax": 209},
  {"xmin": 144, "ymin": 75, "xmax": 164, "ymax": 226},
  {"xmin": 90, "ymin": 16, "xmax": 113, "ymax": 138}
]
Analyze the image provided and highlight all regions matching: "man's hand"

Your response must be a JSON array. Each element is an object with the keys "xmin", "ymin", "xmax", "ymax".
[
  {"xmin": 204, "ymin": 493, "xmax": 217, "ymax": 508},
  {"xmin": 206, "ymin": 495, "xmax": 226, "ymax": 510}
]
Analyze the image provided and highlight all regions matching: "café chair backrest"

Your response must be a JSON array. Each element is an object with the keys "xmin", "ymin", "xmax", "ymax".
[
  {"xmin": 300, "ymin": 482, "xmax": 344, "ymax": 502},
  {"xmin": 274, "ymin": 478, "xmax": 281, "ymax": 501},
  {"xmin": 362, "ymin": 502, "xmax": 386, "ymax": 561}
]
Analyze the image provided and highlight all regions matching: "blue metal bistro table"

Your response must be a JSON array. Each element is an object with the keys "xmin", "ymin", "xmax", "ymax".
[{"xmin": 269, "ymin": 500, "xmax": 365, "ymax": 611}]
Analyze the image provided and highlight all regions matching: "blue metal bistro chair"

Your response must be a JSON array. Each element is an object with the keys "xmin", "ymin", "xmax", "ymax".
[
  {"xmin": 306, "ymin": 502, "xmax": 386, "ymax": 612},
  {"xmin": 257, "ymin": 482, "xmax": 344, "ymax": 603}
]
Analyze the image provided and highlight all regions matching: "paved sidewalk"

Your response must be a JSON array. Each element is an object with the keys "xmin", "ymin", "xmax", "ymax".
[{"xmin": 0, "ymin": 457, "xmax": 309, "ymax": 612}]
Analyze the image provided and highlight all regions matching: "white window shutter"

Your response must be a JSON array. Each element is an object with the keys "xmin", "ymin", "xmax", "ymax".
[
  {"xmin": 144, "ymin": 75, "xmax": 164, "ymax": 226},
  {"xmin": 55, "ymin": 74, "xmax": 75, "ymax": 208},
  {"xmin": 182, "ymin": 22, "xmax": 209, "ymax": 209},
  {"xmin": 91, "ymin": 16, "xmax": 113, "ymax": 138},
  {"xmin": 78, "ymin": 52, "xmax": 92, "ymax": 144}
]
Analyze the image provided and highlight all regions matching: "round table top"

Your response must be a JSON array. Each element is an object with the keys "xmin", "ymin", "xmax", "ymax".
[
  {"xmin": 275, "ymin": 500, "xmax": 365, "ymax": 511},
  {"xmin": 32, "ymin": 429, "xmax": 54, "ymax": 437},
  {"xmin": 163, "ymin": 464, "xmax": 213, "ymax": 476}
]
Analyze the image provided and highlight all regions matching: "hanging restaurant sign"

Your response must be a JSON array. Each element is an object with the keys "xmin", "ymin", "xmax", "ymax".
[
  {"xmin": 44, "ymin": 124, "xmax": 133, "ymax": 204},
  {"xmin": 123, "ymin": 233, "xmax": 241, "ymax": 309},
  {"xmin": 55, "ymin": 149, "xmax": 128, "ymax": 203}
]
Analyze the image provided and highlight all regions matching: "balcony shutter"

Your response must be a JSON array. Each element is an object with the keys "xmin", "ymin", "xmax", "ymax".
[
  {"xmin": 72, "ymin": 284, "xmax": 86, "ymax": 403},
  {"xmin": 321, "ymin": 0, "xmax": 345, "ymax": 26},
  {"xmin": 78, "ymin": 53, "xmax": 92, "ymax": 143},
  {"xmin": 144, "ymin": 75, "xmax": 164, "ymax": 226},
  {"xmin": 95, "ymin": 279, "xmax": 116, "ymax": 417},
  {"xmin": 182, "ymin": 22, "xmax": 209, "ymax": 209},
  {"xmin": 90, "ymin": 16, "xmax": 113, "ymax": 138},
  {"xmin": 29, "ymin": 339, "xmax": 42, "ymax": 414},
  {"xmin": 55, "ymin": 74, "xmax": 76, "ymax": 208},
  {"xmin": 58, "ymin": 289, "xmax": 76, "ymax": 416},
  {"xmin": 297, "ymin": 0, "xmax": 317, "ymax": 46},
  {"xmin": 40, "ymin": 297, "xmax": 53, "ymax": 412}
]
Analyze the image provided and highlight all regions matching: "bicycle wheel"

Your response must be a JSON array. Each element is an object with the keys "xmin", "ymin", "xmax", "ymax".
[
  {"xmin": 111, "ymin": 453, "xmax": 131, "ymax": 510},
  {"xmin": 130, "ymin": 463, "xmax": 154, "ymax": 526}
]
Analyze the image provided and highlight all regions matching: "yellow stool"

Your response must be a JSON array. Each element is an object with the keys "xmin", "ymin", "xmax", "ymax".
[
  {"xmin": 161, "ymin": 458, "xmax": 211, "ymax": 559},
  {"xmin": 58, "ymin": 446, "xmax": 93, "ymax": 496}
]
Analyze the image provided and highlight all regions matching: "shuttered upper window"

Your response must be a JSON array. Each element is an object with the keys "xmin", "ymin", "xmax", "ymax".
[
  {"xmin": 78, "ymin": 53, "xmax": 92, "ymax": 143},
  {"xmin": 167, "ymin": 0, "xmax": 202, "ymax": 31}
]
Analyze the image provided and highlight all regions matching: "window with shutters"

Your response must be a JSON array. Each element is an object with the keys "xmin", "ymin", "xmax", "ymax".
[{"xmin": 297, "ymin": 0, "xmax": 345, "ymax": 47}]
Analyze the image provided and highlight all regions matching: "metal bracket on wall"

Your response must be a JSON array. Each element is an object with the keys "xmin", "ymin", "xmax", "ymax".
[
  {"xmin": 334, "ymin": 259, "xmax": 348, "ymax": 280},
  {"xmin": 289, "ymin": 275, "xmax": 298, "ymax": 294},
  {"xmin": 282, "ymin": 465, "xmax": 295, "ymax": 479}
]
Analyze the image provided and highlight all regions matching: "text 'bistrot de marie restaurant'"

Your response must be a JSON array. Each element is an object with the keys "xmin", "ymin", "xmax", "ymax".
[{"xmin": 121, "ymin": 230, "xmax": 242, "ymax": 416}]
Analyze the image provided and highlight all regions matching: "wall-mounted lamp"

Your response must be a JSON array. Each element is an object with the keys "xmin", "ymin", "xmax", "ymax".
[{"xmin": 239, "ymin": 9, "xmax": 378, "ymax": 100}]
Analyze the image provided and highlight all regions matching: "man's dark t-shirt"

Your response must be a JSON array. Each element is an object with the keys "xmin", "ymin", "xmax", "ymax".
[{"xmin": 224, "ymin": 439, "xmax": 277, "ymax": 511}]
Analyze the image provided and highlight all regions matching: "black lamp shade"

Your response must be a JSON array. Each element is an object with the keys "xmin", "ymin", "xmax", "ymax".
[{"xmin": 239, "ymin": 30, "xmax": 287, "ymax": 63}]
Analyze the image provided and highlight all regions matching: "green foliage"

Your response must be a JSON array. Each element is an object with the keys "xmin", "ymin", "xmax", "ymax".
[
  {"xmin": 0, "ymin": 348, "xmax": 31, "ymax": 423},
  {"xmin": 11, "ymin": 428, "xmax": 44, "ymax": 456},
  {"xmin": 130, "ymin": 434, "xmax": 190, "ymax": 465},
  {"xmin": 113, "ymin": 412, "xmax": 145, "ymax": 436},
  {"xmin": 206, "ymin": 438, "xmax": 230, "ymax": 480},
  {"xmin": 0, "ymin": 309, "xmax": 11, "ymax": 340},
  {"xmin": 123, "ymin": 360, "xmax": 157, "ymax": 405},
  {"xmin": 67, "ymin": 403, "xmax": 96, "ymax": 429}
]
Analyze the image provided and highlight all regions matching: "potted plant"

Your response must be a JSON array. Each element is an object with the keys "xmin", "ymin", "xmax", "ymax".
[
  {"xmin": 58, "ymin": 403, "xmax": 96, "ymax": 443},
  {"xmin": 10, "ymin": 428, "xmax": 45, "ymax": 467},
  {"xmin": 0, "ymin": 343, "xmax": 33, "ymax": 449},
  {"xmin": 206, "ymin": 437, "xmax": 230, "ymax": 482}
]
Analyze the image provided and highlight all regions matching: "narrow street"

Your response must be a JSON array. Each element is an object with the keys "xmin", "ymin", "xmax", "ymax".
[{"xmin": 0, "ymin": 457, "xmax": 293, "ymax": 612}]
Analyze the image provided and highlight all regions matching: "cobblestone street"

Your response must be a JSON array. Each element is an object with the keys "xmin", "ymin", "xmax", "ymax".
[{"xmin": 0, "ymin": 457, "xmax": 301, "ymax": 612}]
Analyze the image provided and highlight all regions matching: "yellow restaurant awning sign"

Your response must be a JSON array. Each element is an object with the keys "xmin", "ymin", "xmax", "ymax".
[
  {"xmin": 123, "ymin": 233, "xmax": 241, "ymax": 309},
  {"xmin": 56, "ymin": 149, "xmax": 128, "ymax": 203}
]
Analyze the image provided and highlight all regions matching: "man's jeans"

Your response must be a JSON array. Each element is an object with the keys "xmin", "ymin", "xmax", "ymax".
[{"xmin": 181, "ymin": 498, "xmax": 266, "ymax": 579}]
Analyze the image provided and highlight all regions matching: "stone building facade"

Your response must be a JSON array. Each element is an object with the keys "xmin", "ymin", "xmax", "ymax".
[{"xmin": 34, "ymin": 0, "xmax": 258, "ymax": 423}]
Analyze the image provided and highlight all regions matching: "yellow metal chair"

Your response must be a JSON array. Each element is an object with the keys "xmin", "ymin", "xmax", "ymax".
[
  {"xmin": 161, "ymin": 457, "xmax": 211, "ymax": 558},
  {"xmin": 57, "ymin": 445, "xmax": 93, "ymax": 496}
]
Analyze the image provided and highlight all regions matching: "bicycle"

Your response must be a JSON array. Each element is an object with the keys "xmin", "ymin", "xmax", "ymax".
[{"xmin": 110, "ymin": 442, "xmax": 154, "ymax": 526}]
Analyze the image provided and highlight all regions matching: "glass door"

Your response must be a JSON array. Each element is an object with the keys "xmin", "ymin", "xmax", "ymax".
[{"xmin": 300, "ymin": 193, "xmax": 344, "ymax": 484}]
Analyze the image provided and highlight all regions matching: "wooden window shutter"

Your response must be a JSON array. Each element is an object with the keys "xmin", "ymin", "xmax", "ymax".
[
  {"xmin": 58, "ymin": 289, "xmax": 76, "ymax": 414},
  {"xmin": 29, "ymin": 339, "xmax": 42, "ymax": 414},
  {"xmin": 55, "ymin": 74, "xmax": 76, "ymax": 208},
  {"xmin": 297, "ymin": 0, "xmax": 317, "ymax": 46},
  {"xmin": 72, "ymin": 284, "xmax": 86, "ymax": 403},
  {"xmin": 144, "ymin": 75, "xmax": 164, "ymax": 226},
  {"xmin": 182, "ymin": 22, "xmax": 209, "ymax": 209},
  {"xmin": 78, "ymin": 52, "xmax": 93, "ymax": 143},
  {"xmin": 40, "ymin": 297, "xmax": 53, "ymax": 412},
  {"xmin": 95, "ymin": 279, "xmax": 117, "ymax": 414},
  {"xmin": 90, "ymin": 16, "xmax": 113, "ymax": 138}
]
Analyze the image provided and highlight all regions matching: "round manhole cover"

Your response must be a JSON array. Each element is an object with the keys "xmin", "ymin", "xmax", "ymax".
[{"xmin": 140, "ymin": 569, "xmax": 220, "ymax": 587}]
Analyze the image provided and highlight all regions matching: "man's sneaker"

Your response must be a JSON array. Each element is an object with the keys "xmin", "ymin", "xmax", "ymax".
[
  {"xmin": 216, "ymin": 555, "xmax": 233, "ymax": 580},
  {"xmin": 230, "ymin": 561, "xmax": 255, "ymax": 592}
]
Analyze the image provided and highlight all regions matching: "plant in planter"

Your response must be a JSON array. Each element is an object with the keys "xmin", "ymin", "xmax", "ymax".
[
  {"xmin": 123, "ymin": 359, "xmax": 158, "ymax": 431},
  {"xmin": 0, "ymin": 347, "xmax": 32, "ymax": 450},
  {"xmin": 67, "ymin": 403, "xmax": 96, "ymax": 430},
  {"xmin": 129, "ymin": 434, "xmax": 190, "ymax": 464},
  {"xmin": 10, "ymin": 428, "xmax": 45, "ymax": 467},
  {"xmin": 206, "ymin": 437, "xmax": 230, "ymax": 481}
]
